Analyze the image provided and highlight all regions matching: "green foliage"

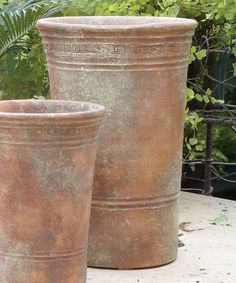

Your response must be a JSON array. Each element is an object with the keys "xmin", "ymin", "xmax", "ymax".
[
  {"xmin": 184, "ymin": 106, "xmax": 204, "ymax": 160},
  {"xmin": 215, "ymin": 126, "xmax": 236, "ymax": 162},
  {"xmin": 154, "ymin": 0, "xmax": 180, "ymax": 17},
  {"xmin": 0, "ymin": 0, "xmax": 78, "ymax": 57},
  {"xmin": 61, "ymin": 0, "xmax": 97, "ymax": 16},
  {"xmin": 0, "ymin": 9, "xmax": 45, "ymax": 57},
  {"xmin": 0, "ymin": 0, "xmax": 85, "ymax": 99},
  {"xmin": 93, "ymin": 0, "xmax": 149, "ymax": 16},
  {"xmin": 0, "ymin": 30, "xmax": 48, "ymax": 99},
  {"xmin": 233, "ymin": 63, "xmax": 236, "ymax": 77},
  {"xmin": 182, "ymin": 0, "xmax": 236, "ymax": 160},
  {"xmin": 0, "ymin": 0, "xmax": 8, "ymax": 10},
  {"xmin": 211, "ymin": 214, "xmax": 232, "ymax": 227}
]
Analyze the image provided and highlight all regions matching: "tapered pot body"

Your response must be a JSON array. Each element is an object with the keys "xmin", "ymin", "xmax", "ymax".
[
  {"xmin": 38, "ymin": 16, "xmax": 197, "ymax": 269},
  {"xmin": 0, "ymin": 100, "xmax": 104, "ymax": 282}
]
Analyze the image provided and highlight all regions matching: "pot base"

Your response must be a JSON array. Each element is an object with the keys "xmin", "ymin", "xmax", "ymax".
[
  {"xmin": 88, "ymin": 198, "xmax": 178, "ymax": 269},
  {"xmin": 88, "ymin": 258, "xmax": 177, "ymax": 270}
]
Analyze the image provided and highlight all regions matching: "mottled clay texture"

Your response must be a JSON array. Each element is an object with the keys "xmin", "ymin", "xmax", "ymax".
[
  {"xmin": 37, "ymin": 16, "xmax": 197, "ymax": 269},
  {"xmin": 0, "ymin": 100, "xmax": 104, "ymax": 282}
]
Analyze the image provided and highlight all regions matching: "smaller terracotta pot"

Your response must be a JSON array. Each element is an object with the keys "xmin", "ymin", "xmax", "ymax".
[{"xmin": 0, "ymin": 100, "xmax": 104, "ymax": 283}]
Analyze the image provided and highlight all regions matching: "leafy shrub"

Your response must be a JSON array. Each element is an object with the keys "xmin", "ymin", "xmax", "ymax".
[
  {"xmin": 0, "ymin": 30, "xmax": 49, "ymax": 99},
  {"xmin": 215, "ymin": 126, "xmax": 236, "ymax": 162}
]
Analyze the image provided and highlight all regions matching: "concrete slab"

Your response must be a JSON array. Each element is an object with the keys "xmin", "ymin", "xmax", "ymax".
[{"xmin": 87, "ymin": 192, "xmax": 236, "ymax": 283}]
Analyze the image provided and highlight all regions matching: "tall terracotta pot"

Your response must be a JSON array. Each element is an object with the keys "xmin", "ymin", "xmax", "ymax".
[
  {"xmin": 37, "ymin": 16, "xmax": 197, "ymax": 269},
  {"xmin": 0, "ymin": 100, "xmax": 104, "ymax": 282}
]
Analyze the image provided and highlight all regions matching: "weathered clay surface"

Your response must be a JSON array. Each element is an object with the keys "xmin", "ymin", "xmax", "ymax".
[
  {"xmin": 0, "ymin": 100, "xmax": 104, "ymax": 282},
  {"xmin": 37, "ymin": 16, "xmax": 197, "ymax": 269}
]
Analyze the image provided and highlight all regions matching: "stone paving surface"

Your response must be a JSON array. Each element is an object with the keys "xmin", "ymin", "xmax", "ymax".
[{"xmin": 87, "ymin": 192, "xmax": 236, "ymax": 283}]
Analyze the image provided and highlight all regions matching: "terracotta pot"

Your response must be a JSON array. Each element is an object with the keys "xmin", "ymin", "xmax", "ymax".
[
  {"xmin": 37, "ymin": 16, "xmax": 197, "ymax": 269},
  {"xmin": 0, "ymin": 100, "xmax": 104, "ymax": 282}
]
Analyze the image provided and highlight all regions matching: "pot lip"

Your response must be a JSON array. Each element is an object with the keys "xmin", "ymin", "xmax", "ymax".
[
  {"xmin": 37, "ymin": 16, "xmax": 197, "ymax": 32},
  {"xmin": 0, "ymin": 100, "xmax": 105, "ymax": 121}
]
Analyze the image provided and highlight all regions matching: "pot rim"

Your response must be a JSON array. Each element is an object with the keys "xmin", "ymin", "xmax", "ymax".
[
  {"xmin": 37, "ymin": 16, "xmax": 197, "ymax": 32},
  {"xmin": 0, "ymin": 100, "xmax": 105, "ymax": 121}
]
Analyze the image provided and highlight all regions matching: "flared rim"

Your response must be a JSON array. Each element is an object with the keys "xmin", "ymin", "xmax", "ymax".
[
  {"xmin": 37, "ymin": 16, "xmax": 197, "ymax": 32},
  {"xmin": 0, "ymin": 100, "xmax": 105, "ymax": 121}
]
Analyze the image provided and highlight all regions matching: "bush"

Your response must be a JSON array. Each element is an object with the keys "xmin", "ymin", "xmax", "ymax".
[{"xmin": 0, "ymin": 30, "xmax": 49, "ymax": 99}]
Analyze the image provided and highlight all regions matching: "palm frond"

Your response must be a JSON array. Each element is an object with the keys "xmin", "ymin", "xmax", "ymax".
[
  {"xmin": 0, "ymin": 0, "xmax": 91, "ymax": 58},
  {"xmin": 0, "ymin": 6, "xmax": 47, "ymax": 57},
  {"xmin": 3, "ymin": 0, "xmax": 52, "ymax": 13},
  {"xmin": 0, "ymin": 1, "xmax": 70, "ymax": 57}
]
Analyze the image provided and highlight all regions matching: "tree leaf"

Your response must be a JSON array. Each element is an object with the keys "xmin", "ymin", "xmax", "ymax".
[
  {"xmin": 195, "ymin": 49, "xmax": 206, "ymax": 60},
  {"xmin": 203, "ymin": 95, "xmax": 210, "ymax": 103},
  {"xmin": 195, "ymin": 93, "xmax": 203, "ymax": 102},
  {"xmin": 233, "ymin": 63, "xmax": 236, "ymax": 77},
  {"xmin": 196, "ymin": 145, "xmax": 203, "ymax": 151},
  {"xmin": 210, "ymin": 96, "xmax": 217, "ymax": 104},
  {"xmin": 189, "ymin": 153, "xmax": 195, "ymax": 160},
  {"xmin": 211, "ymin": 215, "xmax": 232, "ymax": 227},
  {"xmin": 186, "ymin": 143, "xmax": 192, "ymax": 150},
  {"xmin": 186, "ymin": 88, "xmax": 195, "ymax": 99},
  {"xmin": 205, "ymin": 88, "xmax": 212, "ymax": 96},
  {"xmin": 145, "ymin": 4, "xmax": 156, "ymax": 14},
  {"xmin": 189, "ymin": 137, "xmax": 198, "ymax": 145}
]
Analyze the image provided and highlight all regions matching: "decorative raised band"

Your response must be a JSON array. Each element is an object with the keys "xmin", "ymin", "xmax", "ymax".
[
  {"xmin": 0, "ymin": 124, "xmax": 100, "ymax": 148},
  {"xmin": 0, "ymin": 137, "xmax": 97, "ymax": 149},
  {"xmin": 0, "ymin": 125, "xmax": 98, "ymax": 137},
  {"xmin": 47, "ymin": 59, "xmax": 188, "ymax": 71},
  {"xmin": 0, "ymin": 247, "xmax": 85, "ymax": 262},
  {"xmin": 92, "ymin": 192, "xmax": 180, "ymax": 211},
  {"xmin": 43, "ymin": 40, "xmax": 192, "ymax": 71},
  {"xmin": 44, "ymin": 42, "xmax": 192, "ymax": 57}
]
